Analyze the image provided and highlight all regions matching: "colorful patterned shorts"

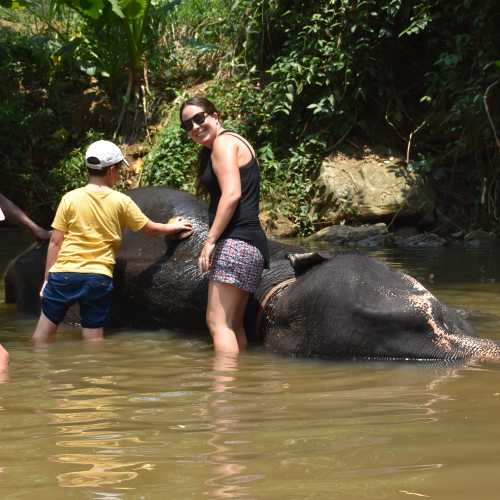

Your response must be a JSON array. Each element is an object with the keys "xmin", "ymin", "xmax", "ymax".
[{"xmin": 208, "ymin": 238, "xmax": 264, "ymax": 293}]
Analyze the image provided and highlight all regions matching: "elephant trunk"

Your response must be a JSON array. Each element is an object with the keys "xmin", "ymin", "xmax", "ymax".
[{"xmin": 443, "ymin": 334, "xmax": 500, "ymax": 361}]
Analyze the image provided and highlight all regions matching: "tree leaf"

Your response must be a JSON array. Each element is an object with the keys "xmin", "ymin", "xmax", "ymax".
[
  {"xmin": 107, "ymin": 0, "xmax": 125, "ymax": 18},
  {"xmin": 58, "ymin": 0, "xmax": 104, "ymax": 19}
]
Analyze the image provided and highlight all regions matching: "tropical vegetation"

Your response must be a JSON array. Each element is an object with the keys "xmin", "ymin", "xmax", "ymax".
[{"xmin": 1, "ymin": 0, "xmax": 499, "ymax": 233}]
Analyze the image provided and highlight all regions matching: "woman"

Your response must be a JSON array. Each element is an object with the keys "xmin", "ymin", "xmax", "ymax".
[{"xmin": 180, "ymin": 96, "xmax": 269, "ymax": 354}]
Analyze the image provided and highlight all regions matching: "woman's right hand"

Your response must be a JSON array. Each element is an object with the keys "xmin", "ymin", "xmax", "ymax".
[{"xmin": 198, "ymin": 240, "xmax": 216, "ymax": 273}]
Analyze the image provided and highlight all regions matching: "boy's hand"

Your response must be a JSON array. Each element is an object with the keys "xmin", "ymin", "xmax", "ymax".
[
  {"xmin": 167, "ymin": 216, "xmax": 193, "ymax": 240},
  {"xmin": 39, "ymin": 280, "xmax": 47, "ymax": 298}
]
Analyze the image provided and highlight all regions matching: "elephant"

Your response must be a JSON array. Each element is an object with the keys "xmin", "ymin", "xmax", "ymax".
[{"xmin": 4, "ymin": 186, "xmax": 500, "ymax": 361}]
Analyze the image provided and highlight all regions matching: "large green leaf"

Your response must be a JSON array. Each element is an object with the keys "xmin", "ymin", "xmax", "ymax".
[
  {"xmin": 60, "ymin": 0, "xmax": 104, "ymax": 19},
  {"xmin": 0, "ymin": 0, "xmax": 26, "ymax": 8},
  {"xmin": 117, "ymin": 0, "xmax": 148, "ymax": 19},
  {"xmin": 107, "ymin": 0, "xmax": 125, "ymax": 18}
]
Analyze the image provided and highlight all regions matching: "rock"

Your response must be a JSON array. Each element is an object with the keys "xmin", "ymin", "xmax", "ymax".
[
  {"xmin": 392, "ymin": 226, "xmax": 420, "ymax": 238},
  {"xmin": 464, "ymin": 230, "xmax": 496, "ymax": 241},
  {"xmin": 350, "ymin": 234, "xmax": 387, "ymax": 248},
  {"xmin": 392, "ymin": 233, "xmax": 446, "ymax": 248},
  {"xmin": 451, "ymin": 230, "xmax": 466, "ymax": 239},
  {"xmin": 260, "ymin": 211, "xmax": 298, "ymax": 238},
  {"xmin": 313, "ymin": 151, "xmax": 434, "ymax": 224},
  {"xmin": 308, "ymin": 223, "xmax": 387, "ymax": 244},
  {"xmin": 464, "ymin": 239, "xmax": 481, "ymax": 248}
]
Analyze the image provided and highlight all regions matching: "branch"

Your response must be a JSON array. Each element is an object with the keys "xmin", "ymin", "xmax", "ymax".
[
  {"xmin": 483, "ymin": 78, "xmax": 500, "ymax": 154},
  {"xmin": 406, "ymin": 119, "xmax": 428, "ymax": 165},
  {"xmin": 325, "ymin": 111, "xmax": 358, "ymax": 153},
  {"xmin": 113, "ymin": 68, "xmax": 133, "ymax": 140}
]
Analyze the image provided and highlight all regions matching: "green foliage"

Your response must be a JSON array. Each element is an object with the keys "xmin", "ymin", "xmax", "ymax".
[
  {"xmin": 231, "ymin": 0, "xmax": 500, "ymax": 230},
  {"xmin": 185, "ymin": 78, "xmax": 324, "ymax": 232},
  {"xmin": 142, "ymin": 77, "xmax": 269, "ymax": 192},
  {"xmin": 141, "ymin": 76, "xmax": 323, "ymax": 233},
  {"xmin": 47, "ymin": 130, "xmax": 103, "ymax": 207},
  {"xmin": 141, "ymin": 120, "xmax": 198, "ymax": 191},
  {"xmin": 56, "ymin": 0, "xmax": 153, "ymax": 79},
  {"xmin": 259, "ymin": 139, "xmax": 324, "ymax": 234},
  {"xmin": 423, "ymin": 1, "xmax": 499, "ymax": 152},
  {"xmin": 407, "ymin": 153, "xmax": 433, "ymax": 176},
  {"xmin": 47, "ymin": 0, "xmax": 146, "ymax": 95},
  {"xmin": 3, "ymin": 0, "xmax": 500, "ymax": 232},
  {"xmin": 146, "ymin": 0, "xmax": 235, "ymax": 94},
  {"xmin": 0, "ymin": 26, "xmax": 79, "ymax": 211}
]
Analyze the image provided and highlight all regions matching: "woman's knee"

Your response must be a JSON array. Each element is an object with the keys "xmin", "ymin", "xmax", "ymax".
[
  {"xmin": 206, "ymin": 307, "xmax": 240, "ymax": 334},
  {"xmin": 206, "ymin": 307, "xmax": 227, "ymax": 336}
]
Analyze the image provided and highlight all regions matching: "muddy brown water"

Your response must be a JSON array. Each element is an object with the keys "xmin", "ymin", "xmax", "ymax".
[{"xmin": 1, "ymin": 228, "xmax": 500, "ymax": 499}]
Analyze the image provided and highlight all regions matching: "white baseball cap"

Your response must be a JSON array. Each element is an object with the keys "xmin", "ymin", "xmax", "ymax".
[
  {"xmin": 85, "ymin": 140, "xmax": 129, "ymax": 170},
  {"xmin": 0, "ymin": 207, "xmax": 4, "ymax": 221}
]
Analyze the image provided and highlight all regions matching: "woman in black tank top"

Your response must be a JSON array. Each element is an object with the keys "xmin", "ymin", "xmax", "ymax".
[{"xmin": 180, "ymin": 96, "xmax": 268, "ymax": 355}]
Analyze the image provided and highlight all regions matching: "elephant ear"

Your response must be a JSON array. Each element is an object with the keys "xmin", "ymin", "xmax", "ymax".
[{"xmin": 286, "ymin": 251, "xmax": 332, "ymax": 276}]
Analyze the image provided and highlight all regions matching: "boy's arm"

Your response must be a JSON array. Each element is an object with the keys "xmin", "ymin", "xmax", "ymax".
[
  {"xmin": 140, "ymin": 217, "xmax": 193, "ymax": 239},
  {"xmin": 45, "ymin": 229, "xmax": 64, "ymax": 279},
  {"xmin": 40, "ymin": 230, "xmax": 64, "ymax": 295},
  {"xmin": 124, "ymin": 198, "xmax": 192, "ymax": 239}
]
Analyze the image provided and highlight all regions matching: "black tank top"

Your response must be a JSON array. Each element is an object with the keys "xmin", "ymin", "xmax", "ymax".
[{"xmin": 200, "ymin": 131, "xmax": 269, "ymax": 267}]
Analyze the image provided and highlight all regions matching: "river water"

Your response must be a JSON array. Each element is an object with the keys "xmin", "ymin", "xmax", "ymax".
[{"xmin": 1, "ymin": 228, "xmax": 500, "ymax": 499}]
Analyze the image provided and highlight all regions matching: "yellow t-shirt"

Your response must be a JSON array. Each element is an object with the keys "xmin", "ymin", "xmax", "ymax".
[{"xmin": 50, "ymin": 186, "xmax": 149, "ymax": 277}]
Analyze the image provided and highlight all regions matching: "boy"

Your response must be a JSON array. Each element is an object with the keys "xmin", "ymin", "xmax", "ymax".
[{"xmin": 32, "ymin": 140, "xmax": 193, "ymax": 343}]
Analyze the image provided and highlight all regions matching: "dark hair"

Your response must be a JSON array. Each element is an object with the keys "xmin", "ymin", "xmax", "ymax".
[
  {"xmin": 179, "ymin": 95, "xmax": 219, "ymax": 123},
  {"xmin": 87, "ymin": 167, "xmax": 109, "ymax": 177},
  {"xmin": 180, "ymin": 96, "xmax": 220, "ymax": 196},
  {"xmin": 86, "ymin": 159, "xmax": 121, "ymax": 177}
]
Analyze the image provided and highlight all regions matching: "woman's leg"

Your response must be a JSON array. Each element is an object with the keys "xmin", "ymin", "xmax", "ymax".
[
  {"xmin": 206, "ymin": 281, "xmax": 250, "ymax": 354},
  {"xmin": 233, "ymin": 292, "xmax": 249, "ymax": 351}
]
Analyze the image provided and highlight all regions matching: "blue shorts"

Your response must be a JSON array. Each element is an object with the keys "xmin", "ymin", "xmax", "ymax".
[{"xmin": 41, "ymin": 272, "xmax": 114, "ymax": 328}]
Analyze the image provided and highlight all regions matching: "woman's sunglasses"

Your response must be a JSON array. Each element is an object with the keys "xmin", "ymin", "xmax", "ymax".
[{"xmin": 181, "ymin": 111, "xmax": 208, "ymax": 131}]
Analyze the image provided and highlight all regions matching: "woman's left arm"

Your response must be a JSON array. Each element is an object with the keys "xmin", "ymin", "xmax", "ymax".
[{"xmin": 198, "ymin": 136, "xmax": 241, "ymax": 272}]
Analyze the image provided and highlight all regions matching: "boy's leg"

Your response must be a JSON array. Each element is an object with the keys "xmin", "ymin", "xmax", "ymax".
[
  {"xmin": 32, "ymin": 312, "xmax": 59, "ymax": 342},
  {"xmin": 79, "ymin": 274, "xmax": 113, "ymax": 341},
  {"xmin": 33, "ymin": 272, "xmax": 76, "ymax": 343},
  {"xmin": 81, "ymin": 327, "xmax": 104, "ymax": 342}
]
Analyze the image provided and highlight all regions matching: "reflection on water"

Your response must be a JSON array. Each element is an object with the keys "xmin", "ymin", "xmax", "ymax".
[
  {"xmin": 47, "ymin": 382, "xmax": 147, "ymax": 488},
  {"xmin": 2, "ymin": 230, "xmax": 500, "ymax": 499},
  {"xmin": 0, "ymin": 369, "xmax": 9, "ymax": 384},
  {"xmin": 29, "ymin": 354, "xmax": 151, "ymax": 490},
  {"xmin": 204, "ymin": 354, "xmax": 264, "ymax": 499}
]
